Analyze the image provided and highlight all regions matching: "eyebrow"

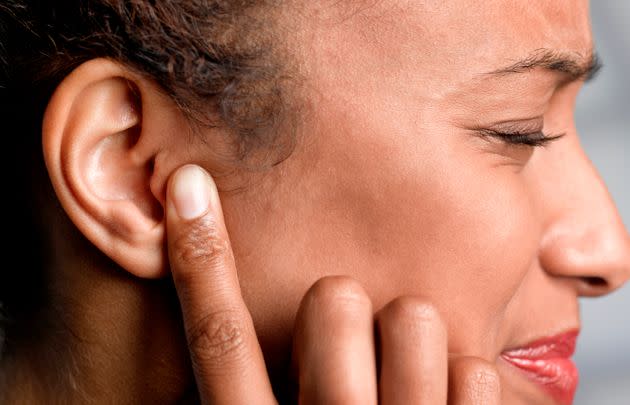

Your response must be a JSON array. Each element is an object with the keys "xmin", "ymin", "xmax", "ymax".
[{"xmin": 486, "ymin": 48, "xmax": 602, "ymax": 83}]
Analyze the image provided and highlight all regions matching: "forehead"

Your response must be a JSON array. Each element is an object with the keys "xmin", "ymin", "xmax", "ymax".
[
  {"xmin": 308, "ymin": 0, "xmax": 592, "ymax": 84},
  {"xmin": 346, "ymin": 0, "xmax": 591, "ymax": 46},
  {"xmin": 294, "ymin": 0, "xmax": 592, "ymax": 98}
]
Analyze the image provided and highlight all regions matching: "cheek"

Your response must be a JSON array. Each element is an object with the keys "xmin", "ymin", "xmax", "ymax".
[
  {"xmin": 294, "ymin": 105, "xmax": 542, "ymax": 352},
  {"xmin": 353, "ymin": 143, "xmax": 540, "ymax": 346},
  {"xmin": 233, "ymin": 93, "xmax": 541, "ymax": 358}
]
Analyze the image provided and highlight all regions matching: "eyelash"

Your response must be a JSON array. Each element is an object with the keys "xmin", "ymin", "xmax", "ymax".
[{"xmin": 478, "ymin": 129, "xmax": 566, "ymax": 147}]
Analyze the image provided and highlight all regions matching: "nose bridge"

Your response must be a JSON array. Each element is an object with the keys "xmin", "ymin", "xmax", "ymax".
[
  {"xmin": 538, "ymin": 138, "xmax": 630, "ymax": 294},
  {"xmin": 563, "ymin": 144, "xmax": 619, "ymax": 225}
]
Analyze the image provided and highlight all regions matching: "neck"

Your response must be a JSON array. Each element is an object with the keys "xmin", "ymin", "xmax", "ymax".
[{"xmin": 2, "ymin": 213, "xmax": 196, "ymax": 404}]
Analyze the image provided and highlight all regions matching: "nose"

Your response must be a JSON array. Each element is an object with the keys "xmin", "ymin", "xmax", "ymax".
[{"xmin": 537, "ymin": 137, "xmax": 630, "ymax": 297}]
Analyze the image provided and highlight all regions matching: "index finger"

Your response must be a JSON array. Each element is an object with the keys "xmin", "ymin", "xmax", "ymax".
[{"xmin": 166, "ymin": 164, "xmax": 276, "ymax": 405}]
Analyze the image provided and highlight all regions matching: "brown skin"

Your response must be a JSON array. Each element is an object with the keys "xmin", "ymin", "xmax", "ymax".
[
  {"xmin": 165, "ymin": 164, "xmax": 501, "ymax": 404},
  {"xmin": 5, "ymin": 0, "xmax": 629, "ymax": 403}
]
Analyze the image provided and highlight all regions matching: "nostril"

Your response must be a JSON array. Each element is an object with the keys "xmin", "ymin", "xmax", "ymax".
[
  {"xmin": 583, "ymin": 276, "xmax": 607, "ymax": 288},
  {"xmin": 577, "ymin": 276, "xmax": 611, "ymax": 297}
]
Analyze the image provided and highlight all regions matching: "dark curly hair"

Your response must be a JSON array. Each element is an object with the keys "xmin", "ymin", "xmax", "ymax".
[{"xmin": 0, "ymin": 0, "xmax": 298, "ymax": 362}]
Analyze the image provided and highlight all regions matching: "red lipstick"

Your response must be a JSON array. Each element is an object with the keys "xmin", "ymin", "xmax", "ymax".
[{"xmin": 501, "ymin": 330, "xmax": 579, "ymax": 405}]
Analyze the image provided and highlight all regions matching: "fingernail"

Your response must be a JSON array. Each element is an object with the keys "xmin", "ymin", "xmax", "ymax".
[{"xmin": 171, "ymin": 165, "xmax": 212, "ymax": 220}]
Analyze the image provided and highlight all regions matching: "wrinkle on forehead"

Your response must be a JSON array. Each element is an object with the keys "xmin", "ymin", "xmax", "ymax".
[
  {"xmin": 327, "ymin": 0, "xmax": 390, "ymax": 22},
  {"xmin": 296, "ymin": 0, "xmax": 594, "ymax": 121},
  {"xmin": 337, "ymin": 1, "xmax": 590, "ymax": 80},
  {"xmin": 325, "ymin": 0, "xmax": 592, "ymax": 54}
]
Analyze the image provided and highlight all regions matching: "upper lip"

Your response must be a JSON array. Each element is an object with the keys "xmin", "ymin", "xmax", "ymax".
[
  {"xmin": 501, "ymin": 329, "xmax": 580, "ymax": 359},
  {"xmin": 500, "ymin": 328, "xmax": 581, "ymax": 405}
]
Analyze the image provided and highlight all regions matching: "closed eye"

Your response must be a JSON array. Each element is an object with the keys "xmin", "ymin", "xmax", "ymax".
[{"xmin": 477, "ymin": 129, "xmax": 566, "ymax": 147}]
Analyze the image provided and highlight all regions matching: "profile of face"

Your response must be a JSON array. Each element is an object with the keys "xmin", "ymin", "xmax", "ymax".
[{"xmin": 33, "ymin": 0, "xmax": 630, "ymax": 404}]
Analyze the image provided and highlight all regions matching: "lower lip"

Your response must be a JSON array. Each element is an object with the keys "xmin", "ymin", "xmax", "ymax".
[{"xmin": 501, "ymin": 331, "xmax": 579, "ymax": 405}]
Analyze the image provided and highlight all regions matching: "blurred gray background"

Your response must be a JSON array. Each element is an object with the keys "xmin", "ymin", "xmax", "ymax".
[{"xmin": 574, "ymin": 2, "xmax": 630, "ymax": 404}]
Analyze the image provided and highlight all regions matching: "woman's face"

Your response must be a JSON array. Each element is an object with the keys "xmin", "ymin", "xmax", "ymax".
[{"xmin": 213, "ymin": 0, "xmax": 629, "ymax": 402}]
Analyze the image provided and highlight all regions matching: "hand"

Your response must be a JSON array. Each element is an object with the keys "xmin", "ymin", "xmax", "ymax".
[{"xmin": 165, "ymin": 164, "xmax": 501, "ymax": 404}]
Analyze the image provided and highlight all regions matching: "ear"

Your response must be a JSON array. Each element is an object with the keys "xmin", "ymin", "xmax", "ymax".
[{"xmin": 42, "ymin": 59, "xmax": 184, "ymax": 279}]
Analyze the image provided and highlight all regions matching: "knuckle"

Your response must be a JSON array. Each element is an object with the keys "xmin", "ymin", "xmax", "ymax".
[
  {"xmin": 186, "ymin": 309, "xmax": 250, "ymax": 367},
  {"xmin": 379, "ymin": 296, "xmax": 442, "ymax": 327},
  {"xmin": 173, "ymin": 216, "xmax": 231, "ymax": 270},
  {"xmin": 452, "ymin": 358, "xmax": 501, "ymax": 400},
  {"xmin": 469, "ymin": 366, "xmax": 500, "ymax": 394}
]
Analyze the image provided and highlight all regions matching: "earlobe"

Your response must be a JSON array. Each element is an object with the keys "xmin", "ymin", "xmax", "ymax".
[{"xmin": 43, "ymin": 59, "xmax": 167, "ymax": 279}]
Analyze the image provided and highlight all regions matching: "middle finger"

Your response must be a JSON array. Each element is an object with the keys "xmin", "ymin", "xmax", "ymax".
[{"xmin": 292, "ymin": 276, "xmax": 378, "ymax": 405}]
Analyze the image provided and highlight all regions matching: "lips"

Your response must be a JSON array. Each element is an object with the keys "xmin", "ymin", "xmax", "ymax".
[{"xmin": 501, "ymin": 330, "xmax": 579, "ymax": 405}]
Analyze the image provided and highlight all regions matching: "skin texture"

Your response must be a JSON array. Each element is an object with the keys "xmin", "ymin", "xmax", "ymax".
[
  {"xmin": 165, "ymin": 164, "xmax": 500, "ymax": 404},
  {"xmin": 223, "ymin": 0, "xmax": 630, "ymax": 400},
  {"xmin": 5, "ymin": 0, "xmax": 629, "ymax": 403}
]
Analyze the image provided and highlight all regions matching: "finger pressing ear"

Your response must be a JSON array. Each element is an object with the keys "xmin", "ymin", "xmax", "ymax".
[{"xmin": 165, "ymin": 164, "xmax": 277, "ymax": 405}]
